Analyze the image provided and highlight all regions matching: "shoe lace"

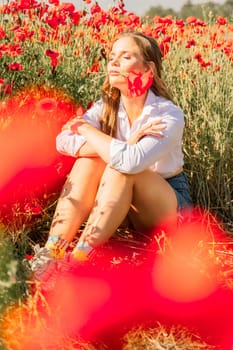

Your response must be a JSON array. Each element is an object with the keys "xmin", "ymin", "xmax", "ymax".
[{"xmin": 30, "ymin": 244, "xmax": 54, "ymax": 272}]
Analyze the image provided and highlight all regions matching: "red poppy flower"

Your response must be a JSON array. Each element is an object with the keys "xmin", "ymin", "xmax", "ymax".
[
  {"xmin": 71, "ymin": 11, "xmax": 81, "ymax": 25},
  {"xmin": 8, "ymin": 62, "xmax": 23, "ymax": 71},
  {"xmin": 25, "ymin": 254, "xmax": 33, "ymax": 260},
  {"xmin": 90, "ymin": 3, "xmax": 101, "ymax": 14},
  {"xmin": 223, "ymin": 41, "xmax": 233, "ymax": 61},
  {"xmin": 2, "ymin": 83, "xmax": 12, "ymax": 94},
  {"xmin": 6, "ymin": 44, "xmax": 22, "ymax": 57},
  {"xmin": 200, "ymin": 60, "xmax": 212, "ymax": 69},
  {"xmin": 46, "ymin": 48, "xmax": 59, "ymax": 59},
  {"xmin": 46, "ymin": 49, "xmax": 59, "ymax": 67},
  {"xmin": 0, "ymin": 26, "xmax": 5, "ymax": 39},
  {"xmin": 86, "ymin": 101, "xmax": 94, "ymax": 110},
  {"xmin": 0, "ymin": 44, "xmax": 7, "ymax": 52},
  {"xmin": 194, "ymin": 53, "xmax": 212, "ymax": 69},
  {"xmin": 212, "ymin": 65, "xmax": 221, "ymax": 73},
  {"xmin": 36, "ymin": 97, "xmax": 57, "ymax": 114},
  {"xmin": 216, "ymin": 16, "xmax": 228, "ymax": 25},
  {"xmin": 76, "ymin": 105, "xmax": 86, "ymax": 116},
  {"xmin": 123, "ymin": 13, "xmax": 141, "ymax": 27},
  {"xmin": 157, "ymin": 16, "xmax": 173, "ymax": 25},
  {"xmin": 45, "ymin": 9, "xmax": 67, "ymax": 29},
  {"xmin": 186, "ymin": 16, "xmax": 206, "ymax": 27},
  {"xmin": 122, "ymin": 70, "xmax": 153, "ymax": 97},
  {"xmin": 59, "ymin": 2, "xmax": 75, "ymax": 13},
  {"xmin": 49, "ymin": 0, "xmax": 59, "ymax": 5},
  {"xmin": 13, "ymin": 27, "xmax": 34, "ymax": 42},
  {"xmin": 159, "ymin": 38, "xmax": 171, "ymax": 56},
  {"xmin": 18, "ymin": 0, "xmax": 39, "ymax": 10},
  {"xmin": 185, "ymin": 39, "xmax": 196, "ymax": 48},
  {"xmin": 186, "ymin": 16, "xmax": 198, "ymax": 25},
  {"xmin": 90, "ymin": 58, "xmax": 99, "ymax": 73},
  {"xmin": 176, "ymin": 19, "xmax": 184, "ymax": 28},
  {"xmin": 194, "ymin": 52, "xmax": 202, "ymax": 62},
  {"xmin": 114, "ymin": 0, "xmax": 127, "ymax": 14}
]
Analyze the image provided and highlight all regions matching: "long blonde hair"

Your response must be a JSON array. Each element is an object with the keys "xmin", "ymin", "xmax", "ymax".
[{"xmin": 100, "ymin": 31, "xmax": 173, "ymax": 137}]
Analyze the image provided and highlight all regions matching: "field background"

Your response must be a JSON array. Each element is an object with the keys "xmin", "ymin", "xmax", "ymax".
[{"xmin": 0, "ymin": 0, "xmax": 232, "ymax": 349}]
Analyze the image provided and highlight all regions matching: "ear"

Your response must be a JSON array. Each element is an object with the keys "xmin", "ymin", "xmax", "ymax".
[{"xmin": 145, "ymin": 61, "xmax": 155, "ymax": 74}]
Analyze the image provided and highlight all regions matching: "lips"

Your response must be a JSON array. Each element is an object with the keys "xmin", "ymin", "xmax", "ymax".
[{"xmin": 109, "ymin": 70, "xmax": 120, "ymax": 75}]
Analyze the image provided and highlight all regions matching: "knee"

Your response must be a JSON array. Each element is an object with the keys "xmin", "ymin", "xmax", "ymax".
[{"xmin": 104, "ymin": 165, "xmax": 132, "ymax": 183}]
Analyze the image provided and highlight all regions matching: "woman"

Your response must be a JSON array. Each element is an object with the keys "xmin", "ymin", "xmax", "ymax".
[{"xmin": 31, "ymin": 31, "xmax": 192, "ymax": 279}]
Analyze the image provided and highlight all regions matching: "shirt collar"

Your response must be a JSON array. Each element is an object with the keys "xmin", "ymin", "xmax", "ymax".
[{"xmin": 118, "ymin": 89, "xmax": 157, "ymax": 119}]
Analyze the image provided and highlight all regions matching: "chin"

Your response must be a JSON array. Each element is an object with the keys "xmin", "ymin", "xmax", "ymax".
[
  {"xmin": 109, "ymin": 82, "xmax": 124, "ymax": 91},
  {"xmin": 109, "ymin": 76, "xmax": 124, "ymax": 85}
]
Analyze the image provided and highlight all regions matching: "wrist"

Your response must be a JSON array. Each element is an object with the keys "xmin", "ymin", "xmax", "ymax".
[
  {"xmin": 77, "ymin": 122, "xmax": 91, "ymax": 135},
  {"xmin": 71, "ymin": 119, "xmax": 87, "ymax": 133}
]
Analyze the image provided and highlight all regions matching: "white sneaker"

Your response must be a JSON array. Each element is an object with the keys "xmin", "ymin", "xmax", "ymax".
[
  {"xmin": 30, "ymin": 245, "xmax": 59, "ymax": 291},
  {"xmin": 30, "ymin": 245, "xmax": 91, "ymax": 292}
]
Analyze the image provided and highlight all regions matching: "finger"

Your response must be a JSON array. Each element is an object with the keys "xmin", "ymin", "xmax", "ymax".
[
  {"xmin": 145, "ymin": 120, "xmax": 165, "ymax": 130},
  {"xmin": 144, "ymin": 131, "xmax": 164, "ymax": 138},
  {"xmin": 152, "ymin": 118, "xmax": 163, "ymax": 125},
  {"xmin": 151, "ymin": 124, "xmax": 167, "ymax": 131},
  {"xmin": 153, "ymin": 132, "xmax": 164, "ymax": 138}
]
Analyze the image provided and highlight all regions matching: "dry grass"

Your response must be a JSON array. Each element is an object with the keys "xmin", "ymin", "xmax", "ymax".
[
  {"xmin": 108, "ymin": 221, "xmax": 233, "ymax": 292},
  {"xmin": 122, "ymin": 324, "xmax": 218, "ymax": 350},
  {"xmin": 0, "ymin": 290, "xmax": 219, "ymax": 350},
  {"xmin": 1, "ymin": 210, "xmax": 232, "ymax": 350},
  {"xmin": 0, "ymin": 286, "xmax": 106, "ymax": 350}
]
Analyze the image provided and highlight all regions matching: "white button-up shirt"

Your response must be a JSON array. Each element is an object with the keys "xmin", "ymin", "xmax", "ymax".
[{"xmin": 56, "ymin": 90, "xmax": 184, "ymax": 178}]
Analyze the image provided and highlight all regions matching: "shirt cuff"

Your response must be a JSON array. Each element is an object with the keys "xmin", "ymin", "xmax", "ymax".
[
  {"xmin": 110, "ymin": 138, "xmax": 127, "ymax": 170},
  {"xmin": 56, "ymin": 130, "xmax": 86, "ymax": 157}
]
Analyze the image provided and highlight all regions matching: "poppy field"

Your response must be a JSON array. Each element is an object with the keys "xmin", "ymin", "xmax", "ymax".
[{"xmin": 0, "ymin": 0, "xmax": 232, "ymax": 349}]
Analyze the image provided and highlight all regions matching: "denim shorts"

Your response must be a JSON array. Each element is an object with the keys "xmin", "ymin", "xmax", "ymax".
[{"xmin": 166, "ymin": 172, "xmax": 193, "ymax": 210}]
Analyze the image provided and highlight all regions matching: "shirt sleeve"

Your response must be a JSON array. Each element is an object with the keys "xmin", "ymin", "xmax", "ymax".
[
  {"xmin": 110, "ymin": 105, "xmax": 184, "ymax": 174},
  {"xmin": 56, "ymin": 100, "xmax": 102, "ymax": 157}
]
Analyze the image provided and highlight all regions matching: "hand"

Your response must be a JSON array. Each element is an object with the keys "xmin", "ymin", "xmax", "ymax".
[
  {"xmin": 62, "ymin": 116, "xmax": 87, "ymax": 133},
  {"xmin": 127, "ymin": 118, "xmax": 167, "ymax": 144}
]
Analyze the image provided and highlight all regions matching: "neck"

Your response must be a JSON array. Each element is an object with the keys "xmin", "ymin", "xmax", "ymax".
[{"xmin": 121, "ymin": 91, "xmax": 148, "ymax": 125}]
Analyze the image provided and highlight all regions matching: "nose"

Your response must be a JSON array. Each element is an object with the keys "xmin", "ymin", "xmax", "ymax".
[{"xmin": 109, "ymin": 56, "xmax": 120, "ymax": 66}]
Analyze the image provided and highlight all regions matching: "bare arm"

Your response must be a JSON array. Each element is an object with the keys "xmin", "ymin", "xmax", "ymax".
[
  {"xmin": 77, "ymin": 122, "xmax": 112, "ymax": 162},
  {"xmin": 75, "ymin": 117, "xmax": 166, "ymax": 161},
  {"xmin": 62, "ymin": 116, "xmax": 110, "ymax": 159},
  {"xmin": 76, "ymin": 142, "xmax": 99, "ymax": 158}
]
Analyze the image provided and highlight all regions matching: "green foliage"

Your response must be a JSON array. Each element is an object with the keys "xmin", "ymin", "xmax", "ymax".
[
  {"xmin": 144, "ymin": 5, "xmax": 176, "ymax": 19},
  {"xmin": 163, "ymin": 40, "xmax": 233, "ymax": 228},
  {"xmin": 0, "ymin": 226, "xmax": 30, "ymax": 348},
  {"xmin": 0, "ymin": 13, "xmax": 106, "ymax": 106},
  {"xmin": 144, "ymin": 0, "xmax": 233, "ymax": 21},
  {"xmin": 0, "ymin": 228, "xmax": 29, "ymax": 314}
]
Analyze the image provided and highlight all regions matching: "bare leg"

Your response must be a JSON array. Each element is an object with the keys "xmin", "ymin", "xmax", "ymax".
[
  {"xmin": 77, "ymin": 167, "xmax": 177, "ymax": 248},
  {"xmin": 30, "ymin": 157, "xmax": 106, "ymax": 281},
  {"xmin": 128, "ymin": 170, "xmax": 178, "ymax": 232},
  {"xmin": 49, "ymin": 157, "xmax": 106, "ymax": 243},
  {"xmin": 78, "ymin": 166, "xmax": 133, "ymax": 246}
]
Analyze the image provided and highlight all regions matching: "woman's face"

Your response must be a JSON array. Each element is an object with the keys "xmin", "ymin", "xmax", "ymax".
[{"xmin": 107, "ymin": 36, "xmax": 149, "ymax": 92}]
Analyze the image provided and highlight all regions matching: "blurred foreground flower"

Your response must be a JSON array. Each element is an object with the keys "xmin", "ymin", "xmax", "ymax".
[{"xmin": 151, "ymin": 208, "xmax": 226, "ymax": 302}]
